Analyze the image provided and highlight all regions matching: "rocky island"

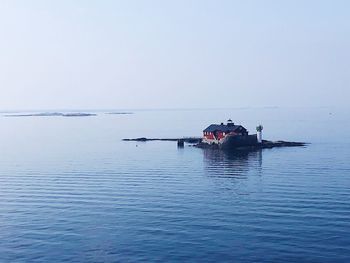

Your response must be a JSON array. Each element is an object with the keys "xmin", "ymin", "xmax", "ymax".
[{"xmin": 123, "ymin": 120, "xmax": 308, "ymax": 151}]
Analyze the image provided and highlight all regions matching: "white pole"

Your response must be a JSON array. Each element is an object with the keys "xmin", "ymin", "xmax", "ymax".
[
  {"xmin": 256, "ymin": 125, "xmax": 263, "ymax": 143},
  {"xmin": 257, "ymin": 131, "xmax": 262, "ymax": 143}
]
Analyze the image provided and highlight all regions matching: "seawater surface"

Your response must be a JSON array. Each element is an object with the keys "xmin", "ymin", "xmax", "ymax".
[{"xmin": 0, "ymin": 108, "xmax": 349, "ymax": 262}]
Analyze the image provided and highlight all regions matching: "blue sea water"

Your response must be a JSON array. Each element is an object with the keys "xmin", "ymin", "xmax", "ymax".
[{"xmin": 0, "ymin": 107, "xmax": 349, "ymax": 262}]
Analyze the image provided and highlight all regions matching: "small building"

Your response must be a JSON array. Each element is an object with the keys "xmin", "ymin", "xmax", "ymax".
[{"xmin": 203, "ymin": 119, "xmax": 250, "ymax": 145}]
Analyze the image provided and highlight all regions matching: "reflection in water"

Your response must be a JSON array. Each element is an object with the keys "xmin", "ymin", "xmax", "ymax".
[
  {"xmin": 202, "ymin": 149, "xmax": 263, "ymax": 195},
  {"xmin": 202, "ymin": 149, "xmax": 263, "ymax": 178}
]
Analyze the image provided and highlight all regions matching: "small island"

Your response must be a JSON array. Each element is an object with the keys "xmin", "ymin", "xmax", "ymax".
[
  {"xmin": 106, "ymin": 112, "xmax": 134, "ymax": 115},
  {"xmin": 123, "ymin": 119, "xmax": 307, "ymax": 150}
]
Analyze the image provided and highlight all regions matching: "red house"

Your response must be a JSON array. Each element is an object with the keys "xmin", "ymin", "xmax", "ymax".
[{"xmin": 203, "ymin": 119, "xmax": 248, "ymax": 144}]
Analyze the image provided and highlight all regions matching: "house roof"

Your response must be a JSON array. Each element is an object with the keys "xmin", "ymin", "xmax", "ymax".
[{"xmin": 203, "ymin": 124, "xmax": 246, "ymax": 133}]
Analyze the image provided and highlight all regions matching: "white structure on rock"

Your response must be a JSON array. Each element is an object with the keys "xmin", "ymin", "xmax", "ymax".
[{"xmin": 256, "ymin": 125, "xmax": 263, "ymax": 143}]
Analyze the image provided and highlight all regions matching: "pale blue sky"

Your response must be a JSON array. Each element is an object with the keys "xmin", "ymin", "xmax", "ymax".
[{"xmin": 0, "ymin": 0, "xmax": 349, "ymax": 110}]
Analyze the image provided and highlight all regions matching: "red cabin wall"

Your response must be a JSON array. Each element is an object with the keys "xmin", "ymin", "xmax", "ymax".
[{"xmin": 203, "ymin": 131, "xmax": 239, "ymax": 140}]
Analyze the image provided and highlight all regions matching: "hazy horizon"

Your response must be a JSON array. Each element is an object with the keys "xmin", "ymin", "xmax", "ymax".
[
  {"xmin": 1, "ymin": 0, "xmax": 349, "ymax": 110},
  {"xmin": 1, "ymin": 105, "xmax": 347, "ymax": 113}
]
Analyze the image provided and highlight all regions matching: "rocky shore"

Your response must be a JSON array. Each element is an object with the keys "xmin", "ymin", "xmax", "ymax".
[
  {"xmin": 123, "ymin": 137, "xmax": 202, "ymax": 143},
  {"xmin": 195, "ymin": 140, "xmax": 307, "ymax": 150},
  {"xmin": 122, "ymin": 137, "xmax": 307, "ymax": 150}
]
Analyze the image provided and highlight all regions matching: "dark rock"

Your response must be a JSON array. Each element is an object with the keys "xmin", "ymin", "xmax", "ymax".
[
  {"xmin": 122, "ymin": 137, "xmax": 202, "ymax": 143},
  {"xmin": 122, "ymin": 137, "xmax": 308, "ymax": 151},
  {"xmin": 195, "ymin": 140, "xmax": 307, "ymax": 150}
]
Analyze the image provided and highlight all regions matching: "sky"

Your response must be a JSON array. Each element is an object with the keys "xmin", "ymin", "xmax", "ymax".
[{"xmin": 0, "ymin": 0, "xmax": 349, "ymax": 110}]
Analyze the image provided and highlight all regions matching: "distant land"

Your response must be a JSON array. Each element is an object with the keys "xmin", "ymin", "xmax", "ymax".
[
  {"xmin": 4, "ymin": 112, "xmax": 97, "ymax": 117},
  {"xmin": 106, "ymin": 112, "xmax": 134, "ymax": 115}
]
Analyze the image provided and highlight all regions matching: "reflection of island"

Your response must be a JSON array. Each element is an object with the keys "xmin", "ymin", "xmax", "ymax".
[
  {"xmin": 4, "ymin": 112, "xmax": 97, "ymax": 117},
  {"xmin": 202, "ymin": 149, "xmax": 262, "ymax": 178}
]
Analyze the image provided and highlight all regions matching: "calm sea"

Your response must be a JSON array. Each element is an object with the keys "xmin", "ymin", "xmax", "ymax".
[{"xmin": 0, "ymin": 108, "xmax": 349, "ymax": 262}]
